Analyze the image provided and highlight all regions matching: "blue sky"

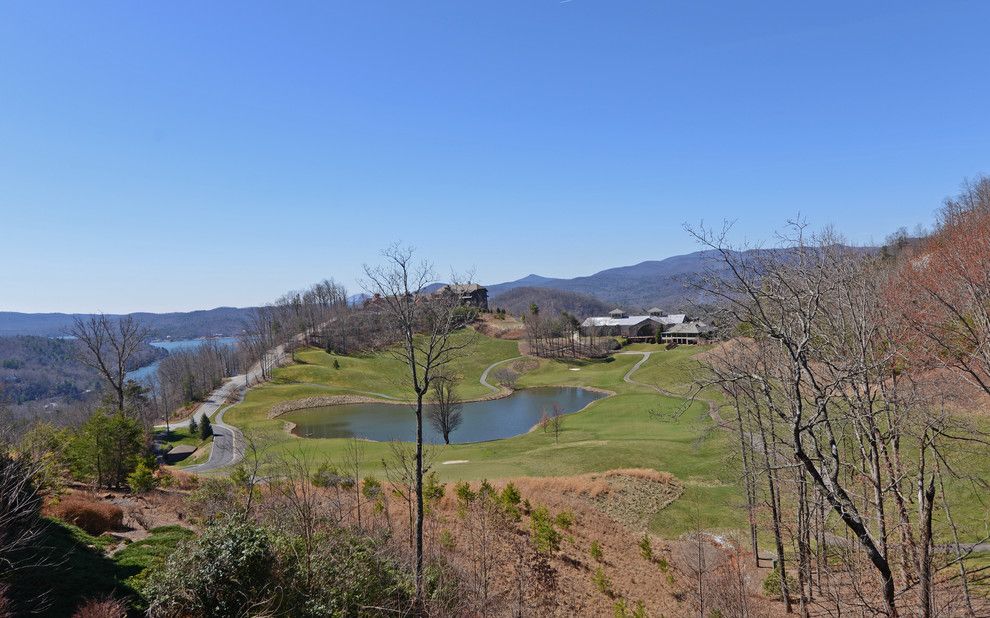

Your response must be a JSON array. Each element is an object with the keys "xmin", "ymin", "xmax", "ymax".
[{"xmin": 2, "ymin": 2, "xmax": 989, "ymax": 313}]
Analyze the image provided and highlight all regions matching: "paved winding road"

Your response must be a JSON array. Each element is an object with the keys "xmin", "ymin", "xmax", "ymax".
[{"xmin": 158, "ymin": 346, "xmax": 284, "ymax": 473}]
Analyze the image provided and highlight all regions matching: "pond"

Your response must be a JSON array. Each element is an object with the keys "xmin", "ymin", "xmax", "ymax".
[{"xmin": 282, "ymin": 386, "xmax": 608, "ymax": 444}]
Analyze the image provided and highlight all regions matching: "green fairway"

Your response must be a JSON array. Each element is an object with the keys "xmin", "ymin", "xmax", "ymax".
[{"xmin": 223, "ymin": 332, "xmax": 741, "ymax": 537}]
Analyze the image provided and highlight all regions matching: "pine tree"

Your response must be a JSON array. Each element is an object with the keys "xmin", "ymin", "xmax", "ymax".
[
  {"xmin": 199, "ymin": 415, "xmax": 213, "ymax": 440},
  {"xmin": 188, "ymin": 416, "xmax": 198, "ymax": 437}
]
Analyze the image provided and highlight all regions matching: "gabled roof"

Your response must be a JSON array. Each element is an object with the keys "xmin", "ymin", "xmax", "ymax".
[
  {"xmin": 581, "ymin": 315, "xmax": 659, "ymax": 328},
  {"xmin": 664, "ymin": 321, "xmax": 713, "ymax": 335}
]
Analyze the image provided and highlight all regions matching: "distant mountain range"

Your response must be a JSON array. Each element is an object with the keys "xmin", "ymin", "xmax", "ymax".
[
  {"xmin": 486, "ymin": 249, "xmax": 736, "ymax": 312},
  {"xmin": 0, "ymin": 307, "xmax": 256, "ymax": 339},
  {"xmin": 486, "ymin": 246, "xmax": 876, "ymax": 314}
]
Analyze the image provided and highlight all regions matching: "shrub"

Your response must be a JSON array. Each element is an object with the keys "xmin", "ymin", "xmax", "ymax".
[
  {"xmin": 499, "ymin": 482, "xmax": 522, "ymax": 519},
  {"xmin": 332, "ymin": 358, "xmax": 341, "ymax": 370},
  {"xmin": 593, "ymin": 566, "xmax": 612, "ymax": 596},
  {"xmin": 361, "ymin": 476, "xmax": 382, "ymax": 499},
  {"xmin": 127, "ymin": 462, "xmax": 158, "ymax": 493},
  {"xmin": 188, "ymin": 416, "xmax": 197, "ymax": 436},
  {"xmin": 71, "ymin": 596, "xmax": 127, "ymax": 618},
  {"xmin": 657, "ymin": 555, "xmax": 669, "ymax": 572},
  {"xmin": 665, "ymin": 572, "xmax": 675, "ymax": 586},
  {"xmin": 318, "ymin": 462, "xmax": 354, "ymax": 489},
  {"xmin": 613, "ymin": 599, "xmax": 629, "ymax": 617},
  {"xmin": 454, "ymin": 480, "xmax": 475, "ymax": 513},
  {"xmin": 639, "ymin": 533, "xmax": 653, "ymax": 561},
  {"xmin": 46, "ymin": 495, "xmax": 123, "ymax": 535},
  {"xmin": 530, "ymin": 506, "xmax": 561, "ymax": 555},
  {"xmin": 145, "ymin": 518, "xmax": 277, "ymax": 617},
  {"xmin": 439, "ymin": 529, "xmax": 456, "ymax": 550},
  {"xmin": 554, "ymin": 510, "xmax": 575, "ymax": 531},
  {"xmin": 632, "ymin": 600, "xmax": 647, "ymax": 618},
  {"xmin": 762, "ymin": 568, "xmax": 797, "ymax": 600},
  {"xmin": 590, "ymin": 540, "xmax": 603, "ymax": 562}
]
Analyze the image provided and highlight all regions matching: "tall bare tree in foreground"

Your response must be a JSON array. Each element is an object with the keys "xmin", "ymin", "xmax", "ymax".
[
  {"xmin": 362, "ymin": 244, "xmax": 474, "ymax": 609},
  {"xmin": 70, "ymin": 314, "xmax": 149, "ymax": 414}
]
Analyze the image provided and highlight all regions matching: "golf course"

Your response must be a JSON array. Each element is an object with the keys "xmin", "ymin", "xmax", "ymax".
[{"xmin": 222, "ymin": 330, "xmax": 743, "ymax": 538}]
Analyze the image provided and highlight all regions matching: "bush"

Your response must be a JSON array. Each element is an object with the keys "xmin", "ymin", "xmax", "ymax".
[
  {"xmin": 589, "ymin": 540, "xmax": 603, "ymax": 562},
  {"xmin": 454, "ymin": 480, "xmax": 475, "ymax": 514},
  {"xmin": 657, "ymin": 556, "xmax": 669, "ymax": 572},
  {"xmin": 499, "ymin": 482, "xmax": 522, "ymax": 520},
  {"xmin": 71, "ymin": 596, "xmax": 127, "ymax": 618},
  {"xmin": 439, "ymin": 529, "xmax": 456, "ymax": 550},
  {"xmin": 46, "ymin": 495, "xmax": 123, "ymax": 535},
  {"xmin": 762, "ymin": 568, "xmax": 797, "ymax": 600},
  {"xmin": 187, "ymin": 416, "xmax": 198, "ymax": 436},
  {"xmin": 145, "ymin": 518, "xmax": 277, "ymax": 617},
  {"xmin": 127, "ymin": 462, "xmax": 158, "ymax": 493},
  {"xmin": 639, "ymin": 533, "xmax": 652, "ymax": 561},
  {"xmin": 361, "ymin": 476, "xmax": 382, "ymax": 499},
  {"xmin": 554, "ymin": 510, "xmax": 575, "ymax": 531},
  {"xmin": 593, "ymin": 566, "xmax": 612, "ymax": 596},
  {"xmin": 311, "ymin": 462, "xmax": 347, "ymax": 488},
  {"xmin": 530, "ymin": 506, "xmax": 562, "ymax": 555}
]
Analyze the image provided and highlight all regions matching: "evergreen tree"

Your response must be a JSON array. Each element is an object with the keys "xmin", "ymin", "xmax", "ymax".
[
  {"xmin": 188, "ymin": 416, "xmax": 198, "ymax": 436},
  {"xmin": 199, "ymin": 415, "xmax": 213, "ymax": 440}
]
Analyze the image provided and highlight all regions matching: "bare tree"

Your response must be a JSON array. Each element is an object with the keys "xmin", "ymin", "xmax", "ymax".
[
  {"xmin": 362, "ymin": 244, "xmax": 474, "ymax": 607},
  {"xmin": 428, "ymin": 372, "xmax": 463, "ymax": 445},
  {"xmin": 344, "ymin": 437, "xmax": 365, "ymax": 529},
  {"xmin": 690, "ymin": 221, "xmax": 978, "ymax": 616},
  {"xmin": 70, "ymin": 314, "xmax": 149, "ymax": 414}
]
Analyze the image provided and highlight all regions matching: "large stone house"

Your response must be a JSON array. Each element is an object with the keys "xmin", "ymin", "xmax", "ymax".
[{"xmin": 437, "ymin": 284, "xmax": 489, "ymax": 310}]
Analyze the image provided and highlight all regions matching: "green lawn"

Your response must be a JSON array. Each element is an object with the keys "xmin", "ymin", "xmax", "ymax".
[
  {"xmin": 5, "ymin": 519, "xmax": 193, "ymax": 616},
  {"xmin": 223, "ymin": 331, "xmax": 742, "ymax": 538}
]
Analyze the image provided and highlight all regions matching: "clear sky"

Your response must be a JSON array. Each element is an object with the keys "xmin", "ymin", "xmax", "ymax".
[{"xmin": 2, "ymin": 2, "xmax": 989, "ymax": 313}]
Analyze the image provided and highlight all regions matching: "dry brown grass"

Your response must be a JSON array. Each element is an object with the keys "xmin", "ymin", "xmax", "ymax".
[
  {"xmin": 160, "ymin": 468, "xmax": 199, "ymax": 490},
  {"xmin": 71, "ymin": 597, "xmax": 127, "ymax": 618},
  {"xmin": 45, "ymin": 495, "xmax": 124, "ymax": 536}
]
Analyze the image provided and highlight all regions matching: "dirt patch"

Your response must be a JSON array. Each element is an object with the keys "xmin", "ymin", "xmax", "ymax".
[
  {"xmin": 474, "ymin": 314, "xmax": 526, "ymax": 340},
  {"xmin": 504, "ymin": 469, "xmax": 683, "ymax": 530},
  {"xmin": 511, "ymin": 358, "xmax": 540, "ymax": 373}
]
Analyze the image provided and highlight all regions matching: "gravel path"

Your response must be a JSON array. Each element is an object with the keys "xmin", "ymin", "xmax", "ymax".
[{"xmin": 479, "ymin": 356, "xmax": 523, "ymax": 393}]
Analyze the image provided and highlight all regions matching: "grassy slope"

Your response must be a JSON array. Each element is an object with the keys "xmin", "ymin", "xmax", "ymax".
[
  {"xmin": 224, "ymin": 334, "xmax": 742, "ymax": 537},
  {"xmin": 8, "ymin": 520, "xmax": 192, "ymax": 617}
]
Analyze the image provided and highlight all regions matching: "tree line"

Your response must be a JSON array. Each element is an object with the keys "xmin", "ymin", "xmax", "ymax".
[{"xmin": 691, "ymin": 176, "xmax": 990, "ymax": 617}]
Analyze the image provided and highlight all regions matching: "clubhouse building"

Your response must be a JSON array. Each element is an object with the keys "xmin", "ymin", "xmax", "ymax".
[{"xmin": 579, "ymin": 308, "xmax": 713, "ymax": 344}]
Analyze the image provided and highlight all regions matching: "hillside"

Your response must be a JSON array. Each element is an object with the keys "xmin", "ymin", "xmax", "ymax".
[
  {"xmin": 0, "ymin": 307, "xmax": 256, "ymax": 338},
  {"xmin": 490, "ymin": 286, "xmax": 611, "ymax": 318},
  {"xmin": 0, "ymin": 336, "xmax": 166, "ymax": 405}
]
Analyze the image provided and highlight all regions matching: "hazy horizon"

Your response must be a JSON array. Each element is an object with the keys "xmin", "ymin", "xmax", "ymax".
[{"xmin": 3, "ymin": 2, "xmax": 988, "ymax": 312}]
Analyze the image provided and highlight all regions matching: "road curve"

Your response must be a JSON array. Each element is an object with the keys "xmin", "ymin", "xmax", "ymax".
[{"xmin": 158, "ymin": 345, "xmax": 284, "ymax": 473}]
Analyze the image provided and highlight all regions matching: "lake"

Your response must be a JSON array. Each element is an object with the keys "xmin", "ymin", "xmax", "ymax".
[
  {"xmin": 127, "ymin": 337, "xmax": 239, "ymax": 383},
  {"xmin": 282, "ymin": 386, "xmax": 608, "ymax": 444}
]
